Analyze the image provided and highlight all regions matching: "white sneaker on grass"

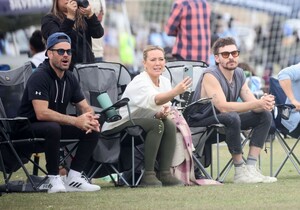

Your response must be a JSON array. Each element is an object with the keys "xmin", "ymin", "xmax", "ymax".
[
  {"xmin": 48, "ymin": 175, "xmax": 66, "ymax": 193},
  {"xmin": 234, "ymin": 164, "xmax": 263, "ymax": 184},
  {"xmin": 246, "ymin": 165, "xmax": 277, "ymax": 183},
  {"xmin": 64, "ymin": 175, "xmax": 100, "ymax": 192}
]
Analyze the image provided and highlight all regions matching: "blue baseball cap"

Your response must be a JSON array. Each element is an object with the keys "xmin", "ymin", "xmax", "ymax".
[{"xmin": 45, "ymin": 32, "xmax": 71, "ymax": 56}]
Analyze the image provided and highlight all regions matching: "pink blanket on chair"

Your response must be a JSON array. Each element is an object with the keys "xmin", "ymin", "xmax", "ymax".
[{"xmin": 169, "ymin": 107, "xmax": 222, "ymax": 186}]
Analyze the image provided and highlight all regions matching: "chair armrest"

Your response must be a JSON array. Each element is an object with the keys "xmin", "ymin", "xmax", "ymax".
[
  {"xmin": 274, "ymin": 104, "xmax": 295, "ymax": 120},
  {"xmin": 177, "ymin": 97, "xmax": 212, "ymax": 111},
  {"xmin": 99, "ymin": 98, "xmax": 129, "ymax": 114},
  {"xmin": 185, "ymin": 97, "xmax": 212, "ymax": 109},
  {"xmin": 183, "ymin": 97, "xmax": 221, "ymax": 124},
  {"xmin": 95, "ymin": 98, "xmax": 130, "ymax": 123},
  {"xmin": 92, "ymin": 98, "xmax": 129, "ymax": 115},
  {"xmin": 0, "ymin": 117, "xmax": 29, "ymax": 121},
  {"xmin": 0, "ymin": 116, "xmax": 39, "ymax": 139},
  {"xmin": 276, "ymin": 104, "xmax": 295, "ymax": 109}
]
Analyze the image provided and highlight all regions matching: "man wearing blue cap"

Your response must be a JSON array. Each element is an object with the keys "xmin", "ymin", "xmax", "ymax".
[{"xmin": 16, "ymin": 32, "xmax": 101, "ymax": 193}]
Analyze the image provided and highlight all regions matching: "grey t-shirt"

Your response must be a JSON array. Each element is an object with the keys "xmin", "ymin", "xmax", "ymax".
[{"xmin": 192, "ymin": 65, "xmax": 246, "ymax": 105}]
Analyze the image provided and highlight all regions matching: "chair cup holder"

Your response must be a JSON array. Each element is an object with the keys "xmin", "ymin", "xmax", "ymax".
[
  {"xmin": 105, "ymin": 108, "xmax": 122, "ymax": 122},
  {"xmin": 97, "ymin": 92, "xmax": 122, "ymax": 122}
]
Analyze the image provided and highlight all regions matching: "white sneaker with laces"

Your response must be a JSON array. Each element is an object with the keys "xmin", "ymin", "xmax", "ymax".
[
  {"xmin": 234, "ymin": 164, "xmax": 263, "ymax": 184},
  {"xmin": 246, "ymin": 165, "xmax": 277, "ymax": 183},
  {"xmin": 48, "ymin": 175, "xmax": 66, "ymax": 193},
  {"xmin": 64, "ymin": 175, "xmax": 101, "ymax": 192}
]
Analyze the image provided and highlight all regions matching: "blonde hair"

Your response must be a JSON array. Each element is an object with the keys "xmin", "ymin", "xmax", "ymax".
[
  {"xmin": 51, "ymin": 0, "xmax": 86, "ymax": 30},
  {"xmin": 143, "ymin": 45, "xmax": 165, "ymax": 61}
]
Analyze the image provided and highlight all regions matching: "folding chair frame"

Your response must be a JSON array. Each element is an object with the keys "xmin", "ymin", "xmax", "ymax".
[
  {"xmin": 270, "ymin": 130, "xmax": 300, "ymax": 177},
  {"xmin": 269, "ymin": 77, "xmax": 300, "ymax": 177},
  {"xmin": 213, "ymin": 130, "xmax": 258, "ymax": 182},
  {"xmin": 74, "ymin": 63, "xmax": 147, "ymax": 187},
  {"xmin": 0, "ymin": 62, "xmax": 80, "ymax": 192},
  {"xmin": 0, "ymin": 116, "xmax": 47, "ymax": 192},
  {"xmin": 85, "ymin": 99, "xmax": 146, "ymax": 187}
]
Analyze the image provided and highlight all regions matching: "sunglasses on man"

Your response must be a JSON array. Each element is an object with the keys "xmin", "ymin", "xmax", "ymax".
[
  {"xmin": 50, "ymin": 48, "xmax": 72, "ymax": 56},
  {"xmin": 216, "ymin": 50, "xmax": 240, "ymax": 59}
]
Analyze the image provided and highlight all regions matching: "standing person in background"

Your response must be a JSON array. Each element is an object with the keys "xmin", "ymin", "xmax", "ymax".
[
  {"xmin": 29, "ymin": 30, "xmax": 46, "ymax": 70},
  {"xmin": 165, "ymin": 0, "xmax": 211, "ymax": 64},
  {"xmin": 89, "ymin": 0, "xmax": 106, "ymax": 62},
  {"xmin": 41, "ymin": 0, "xmax": 104, "ymax": 69},
  {"xmin": 119, "ymin": 27, "xmax": 137, "ymax": 76}
]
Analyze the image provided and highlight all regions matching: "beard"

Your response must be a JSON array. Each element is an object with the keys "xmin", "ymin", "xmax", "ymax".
[
  {"xmin": 56, "ymin": 65, "xmax": 69, "ymax": 72},
  {"xmin": 52, "ymin": 59, "xmax": 70, "ymax": 72},
  {"xmin": 222, "ymin": 60, "xmax": 238, "ymax": 71}
]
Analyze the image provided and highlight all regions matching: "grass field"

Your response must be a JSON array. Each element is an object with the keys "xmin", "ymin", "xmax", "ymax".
[{"xmin": 0, "ymin": 137, "xmax": 299, "ymax": 210}]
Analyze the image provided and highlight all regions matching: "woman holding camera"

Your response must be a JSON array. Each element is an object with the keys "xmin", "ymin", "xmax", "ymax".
[{"xmin": 41, "ymin": 0, "xmax": 104, "ymax": 69}]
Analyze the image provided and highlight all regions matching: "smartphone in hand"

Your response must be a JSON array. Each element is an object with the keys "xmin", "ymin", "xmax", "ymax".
[
  {"xmin": 183, "ymin": 65, "xmax": 193, "ymax": 79},
  {"xmin": 183, "ymin": 65, "xmax": 193, "ymax": 93}
]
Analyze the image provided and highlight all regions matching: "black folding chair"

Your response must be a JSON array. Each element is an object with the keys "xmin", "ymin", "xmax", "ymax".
[
  {"xmin": 0, "ymin": 62, "xmax": 48, "ymax": 192},
  {"xmin": 74, "ymin": 62, "xmax": 146, "ymax": 187},
  {"xmin": 162, "ymin": 60, "xmax": 219, "ymax": 180},
  {"xmin": 269, "ymin": 77, "xmax": 300, "ymax": 177},
  {"xmin": 0, "ymin": 62, "xmax": 79, "ymax": 192},
  {"xmin": 165, "ymin": 61, "xmax": 254, "ymax": 182}
]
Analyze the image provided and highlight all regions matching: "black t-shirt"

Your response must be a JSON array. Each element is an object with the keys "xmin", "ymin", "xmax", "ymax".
[{"xmin": 18, "ymin": 60, "xmax": 85, "ymax": 122}]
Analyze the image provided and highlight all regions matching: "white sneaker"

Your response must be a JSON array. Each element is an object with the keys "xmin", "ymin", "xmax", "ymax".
[
  {"xmin": 61, "ymin": 175, "xmax": 67, "ymax": 183},
  {"xmin": 48, "ymin": 175, "xmax": 67, "ymax": 193},
  {"xmin": 234, "ymin": 164, "xmax": 263, "ymax": 184},
  {"xmin": 64, "ymin": 175, "xmax": 101, "ymax": 192},
  {"xmin": 246, "ymin": 165, "xmax": 277, "ymax": 183}
]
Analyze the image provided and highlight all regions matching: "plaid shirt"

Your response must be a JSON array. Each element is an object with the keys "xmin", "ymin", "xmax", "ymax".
[{"xmin": 165, "ymin": 0, "xmax": 211, "ymax": 63}]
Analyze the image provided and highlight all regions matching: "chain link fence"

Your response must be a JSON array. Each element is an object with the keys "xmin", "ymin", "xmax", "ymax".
[{"xmin": 104, "ymin": 0, "xmax": 300, "ymax": 80}]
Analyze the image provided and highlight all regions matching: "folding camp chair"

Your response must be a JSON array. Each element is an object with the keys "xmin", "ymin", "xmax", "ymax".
[
  {"xmin": 0, "ymin": 62, "xmax": 48, "ymax": 192},
  {"xmin": 0, "ymin": 62, "xmax": 79, "ymax": 192},
  {"xmin": 162, "ymin": 60, "xmax": 219, "ymax": 180},
  {"xmin": 74, "ymin": 62, "xmax": 146, "ymax": 187},
  {"xmin": 0, "ymin": 97, "xmax": 49, "ymax": 192},
  {"xmin": 164, "ymin": 61, "xmax": 253, "ymax": 182},
  {"xmin": 75, "ymin": 61, "xmax": 132, "ymax": 99},
  {"xmin": 269, "ymin": 77, "xmax": 300, "ymax": 177},
  {"xmin": 185, "ymin": 101, "xmax": 253, "ymax": 182}
]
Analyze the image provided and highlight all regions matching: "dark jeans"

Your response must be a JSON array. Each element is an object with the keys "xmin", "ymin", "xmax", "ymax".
[
  {"xmin": 190, "ymin": 111, "xmax": 272, "ymax": 154},
  {"xmin": 13, "ymin": 122, "xmax": 98, "ymax": 175}
]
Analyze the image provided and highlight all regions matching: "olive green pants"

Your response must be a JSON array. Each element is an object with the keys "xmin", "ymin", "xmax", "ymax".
[{"xmin": 103, "ymin": 118, "xmax": 177, "ymax": 171}]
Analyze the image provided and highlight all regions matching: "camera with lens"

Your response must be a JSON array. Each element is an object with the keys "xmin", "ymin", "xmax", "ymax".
[{"xmin": 76, "ymin": 0, "xmax": 89, "ymax": 8}]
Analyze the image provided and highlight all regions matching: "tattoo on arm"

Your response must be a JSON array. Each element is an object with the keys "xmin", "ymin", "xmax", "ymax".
[{"xmin": 212, "ymin": 93, "xmax": 219, "ymax": 102}]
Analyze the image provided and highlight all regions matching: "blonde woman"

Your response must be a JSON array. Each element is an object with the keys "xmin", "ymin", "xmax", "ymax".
[{"xmin": 102, "ymin": 45, "xmax": 192, "ymax": 187}]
